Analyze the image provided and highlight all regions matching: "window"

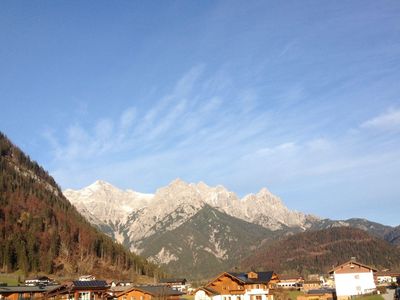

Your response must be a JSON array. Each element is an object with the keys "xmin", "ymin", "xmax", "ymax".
[{"xmin": 79, "ymin": 292, "xmax": 90, "ymax": 300}]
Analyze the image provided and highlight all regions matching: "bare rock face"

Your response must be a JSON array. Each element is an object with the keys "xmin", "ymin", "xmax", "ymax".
[
  {"xmin": 63, "ymin": 179, "xmax": 319, "ymax": 276},
  {"xmin": 64, "ymin": 178, "xmax": 317, "ymax": 244},
  {"xmin": 64, "ymin": 180, "xmax": 153, "ymax": 223}
]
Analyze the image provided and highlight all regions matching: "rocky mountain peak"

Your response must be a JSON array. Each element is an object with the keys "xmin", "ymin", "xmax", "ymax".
[
  {"xmin": 168, "ymin": 177, "xmax": 188, "ymax": 187},
  {"xmin": 91, "ymin": 179, "xmax": 113, "ymax": 187},
  {"xmin": 63, "ymin": 179, "xmax": 322, "ymax": 245},
  {"xmin": 257, "ymin": 187, "xmax": 272, "ymax": 196},
  {"xmin": 196, "ymin": 181, "xmax": 210, "ymax": 189}
]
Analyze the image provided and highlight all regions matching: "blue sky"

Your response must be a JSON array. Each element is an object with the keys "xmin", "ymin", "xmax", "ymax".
[{"xmin": 1, "ymin": 1, "xmax": 400, "ymax": 225}]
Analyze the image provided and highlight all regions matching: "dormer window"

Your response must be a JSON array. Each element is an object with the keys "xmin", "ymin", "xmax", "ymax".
[{"xmin": 247, "ymin": 272, "xmax": 258, "ymax": 279}]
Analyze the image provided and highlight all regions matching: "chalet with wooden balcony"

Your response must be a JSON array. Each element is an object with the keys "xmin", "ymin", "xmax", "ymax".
[{"xmin": 195, "ymin": 271, "xmax": 279, "ymax": 300}]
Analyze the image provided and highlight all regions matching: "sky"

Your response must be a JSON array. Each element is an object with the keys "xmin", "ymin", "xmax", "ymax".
[{"xmin": 1, "ymin": 1, "xmax": 400, "ymax": 226}]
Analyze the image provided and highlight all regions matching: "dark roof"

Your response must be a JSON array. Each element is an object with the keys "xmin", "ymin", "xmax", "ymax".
[
  {"xmin": 227, "ymin": 272, "xmax": 275, "ymax": 284},
  {"xmin": 120, "ymin": 285, "xmax": 184, "ymax": 297},
  {"xmin": 72, "ymin": 280, "xmax": 108, "ymax": 289},
  {"xmin": 159, "ymin": 278, "xmax": 186, "ymax": 284},
  {"xmin": 0, "ymin": 285, "xmax": 62, "ymax": 294}
]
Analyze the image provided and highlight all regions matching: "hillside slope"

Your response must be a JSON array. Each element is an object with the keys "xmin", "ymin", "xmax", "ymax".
[
  {"xmin": 241, "ymin": 227, "xmax": 400, "ymax": 274},
  {"xmin": 385, "ymin": 225, "xmax": 400, "ymax": 246},
  {"xmin": 0, "ymin": 132, "xmax": 161, "ymax": 279},
  {"xmin": 137, "ymin": 204, "xmax": 277, "ymax": 279}
]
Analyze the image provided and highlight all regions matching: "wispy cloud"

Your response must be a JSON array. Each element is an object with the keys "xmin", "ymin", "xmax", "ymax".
[
  {"xmin": 44, "ymin": 64, "xmax": 400, "ymax": 226},
  {"xmin": 45, "ymin": 66, "xmax": 273, "ymax": 167},
  {"xmin": 361, "ymin": 108, "xmax": 400, "ymax": 131}
]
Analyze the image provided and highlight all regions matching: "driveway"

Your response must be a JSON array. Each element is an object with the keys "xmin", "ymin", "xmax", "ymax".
[{"xmin": 383, "ymin": 288, "xmax": 394, "ymax": 300}]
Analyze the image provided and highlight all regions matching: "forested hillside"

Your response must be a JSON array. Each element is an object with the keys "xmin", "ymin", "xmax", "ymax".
[
  {"xmin": 0, "ymin": 132, "xmax": 162, "ymax": 279},
  {"xmin": 241, "ymin": 227, "xmax": 400, "ymax": 275}
]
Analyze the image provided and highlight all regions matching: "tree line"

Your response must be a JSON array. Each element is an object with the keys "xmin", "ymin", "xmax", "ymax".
[{"xmin": 0, "ymin": 132, "xmax": 164, "ymax": 279}]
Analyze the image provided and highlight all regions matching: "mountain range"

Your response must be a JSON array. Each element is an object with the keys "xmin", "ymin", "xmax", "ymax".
[
  {"xmin": 64, "ymin": 179, "xmax": 400, "ymax": 279},
  {"xmin": 2, "ymin": 130, "xmax": 399, "ymax": 281}
]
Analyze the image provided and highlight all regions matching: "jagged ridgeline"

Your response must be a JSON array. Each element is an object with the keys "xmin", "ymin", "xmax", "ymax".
[{"xmin": 0, "ymin": 132, "xmax": 162, "ymax": 278}]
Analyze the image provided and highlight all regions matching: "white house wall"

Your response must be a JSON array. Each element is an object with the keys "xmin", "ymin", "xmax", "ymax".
[
  {"xmin": 195, "ymin": 290, "xmax": 212, "ymax": 300},
  {"xmin": 334, "ymin": 272, "xmax": 376, "ymax": 297}
]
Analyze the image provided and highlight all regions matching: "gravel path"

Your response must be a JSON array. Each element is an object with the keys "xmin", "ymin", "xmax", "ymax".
[{"xmin": 383, "ymin": 288, "xmax": 394, "ymax": 300}]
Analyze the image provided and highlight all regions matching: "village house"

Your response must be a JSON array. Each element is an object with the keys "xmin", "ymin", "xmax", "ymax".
[
  {"xmin": 68, "ymin": 280, "xmax": 109, "ymax": 300},
  {"xmin": 109, "ymin": 285, "xmax": 132, "ymax": 299},
  {"xmin": 329, "ymin": 259, "xmax": 377, "ymax": 300},
  {"xmin": 24, "ymin": 276, "xmax": 53, "ymax": 286},
  {"xmin": 0, "ymin": 284, "xmax": 63, "ymax": 300},
  {"xmin": 116, "ymin": 285, "xmax": 183, "ymax": 300},
  {"xmin": 159, "ymin": 278, "xmax": 188, "ymax": 292},
  {"xmin": 302, "ymin": 280, "xmax": 322, "ymax": 292},
  {"xmin": 46, "ymin": 280, "xmax": 110, "ymax": 300},
  {"xmin": 276, "ymin": 275, "xmax": 303, "ymax": 289},
  {"xmin": 194, "ymin": 271, "xmax": 279, "ymax": 300},
  {"xmin": 375, "ymin": 271, "xmax": 400, "ymax": 286}
]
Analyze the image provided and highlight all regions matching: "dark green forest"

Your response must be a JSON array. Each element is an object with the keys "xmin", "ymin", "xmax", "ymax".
[{"xmin": 0, "ymin": 132, "xmax": 162, "ymax": 279}]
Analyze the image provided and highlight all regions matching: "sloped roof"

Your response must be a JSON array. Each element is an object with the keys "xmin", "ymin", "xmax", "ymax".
[
  {"xmin": 227, "ymin": 271, "xmax": 276, "ymax": 284},
  {"xmin": 159, "ymin": 278, "xmax": 186, "ymax": 284},
  {"xmin": 328, "ymin": 260, "xmax": 378, "ymax": 274},
  {"xmin": 278, "ymin": 274, "xmax": 303, "ymax": 281},
  {"xmin": 118, "ymin": 285, "xmax": 184, "ymax": 297},
  {"xmin": 196, "ymin": 286, "xmax": 220, "ymax": 296},
  {"xmin": 110, "ymin": 286, "xmax": 131, "ymax": 293},
  {"xmin": 72, "ymin": 280, "xmax": 108, "ymax": 289},
  {"xmin": 376, "ymin": 271, "xmax": 400, "ymax": 276},
  {"xmin": 0, "ymin": 285, "xmax": 62, "ymax": 294}
]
